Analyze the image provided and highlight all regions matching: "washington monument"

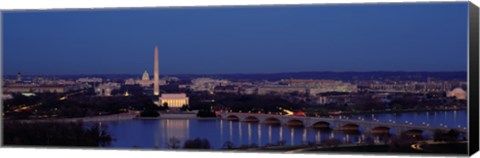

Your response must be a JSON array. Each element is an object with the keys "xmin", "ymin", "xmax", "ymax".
[{"xmin": 153, "ymin": 46, "xmax": 159, "ymax": 95}]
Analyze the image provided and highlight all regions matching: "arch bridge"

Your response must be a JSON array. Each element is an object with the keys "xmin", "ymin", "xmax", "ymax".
[{"xmin": 219, "ymin": 112, "xmax": 467, "ymax": 135}]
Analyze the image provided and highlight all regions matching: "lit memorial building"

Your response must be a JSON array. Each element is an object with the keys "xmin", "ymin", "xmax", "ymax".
[{"xmin": 159, "ymin": 93, "xmax": 189, "ymax": 108}]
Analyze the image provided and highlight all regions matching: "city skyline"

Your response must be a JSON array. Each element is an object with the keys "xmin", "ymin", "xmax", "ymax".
[{"xmin": 3, "ymin": 2, "xmax": 468, "ymax": 75}]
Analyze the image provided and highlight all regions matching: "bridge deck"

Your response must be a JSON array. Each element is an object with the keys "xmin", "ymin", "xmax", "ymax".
[{"xmin": 220, "ymin": 112, "xmax": 467, "ymax": 133}]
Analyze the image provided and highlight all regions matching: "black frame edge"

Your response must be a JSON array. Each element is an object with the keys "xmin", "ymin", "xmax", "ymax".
[{"xmin": 469, "ymin": 1, "xmax": 480, "ymax": 156}]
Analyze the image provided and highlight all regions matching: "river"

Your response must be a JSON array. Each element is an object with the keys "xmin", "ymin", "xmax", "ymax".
[{"xmin": 95, "ymin": 110, "xmax": 467, "ymax": 149}]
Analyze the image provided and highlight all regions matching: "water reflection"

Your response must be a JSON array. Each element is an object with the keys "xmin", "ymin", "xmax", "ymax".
[
  {"xmin": 161, "ymin": 119, "xmax": 189, "ymax": 148},
  {"xmin": 102, "ymin": 110, "xmax": 466, "ymax": 149},
  {"xmin": 268, "ymin": 125, "xmax": 272, "ymax": 144},
  {"xmin": 258, "ymin": 124, "xmax": 262, "ymax": 146}
]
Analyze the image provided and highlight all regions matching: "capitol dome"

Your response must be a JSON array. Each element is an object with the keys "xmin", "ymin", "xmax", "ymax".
[
  {"xmin": 142, "ymin": 70, "xmax": 150, "ymax": 81},
  {"xmin": 447, "ymin": 87, "xmax": 466, "ymax": 100}
]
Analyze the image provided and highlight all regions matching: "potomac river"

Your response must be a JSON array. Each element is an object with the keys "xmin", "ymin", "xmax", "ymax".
[{"xmin": 94, "ymin": 110, "xmax": 467, "ymax": 149}]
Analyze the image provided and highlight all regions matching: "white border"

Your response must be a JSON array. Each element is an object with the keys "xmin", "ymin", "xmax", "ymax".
[{"xmin": 0, "ymin": 0, "xmax": 478, "ymax": 158}]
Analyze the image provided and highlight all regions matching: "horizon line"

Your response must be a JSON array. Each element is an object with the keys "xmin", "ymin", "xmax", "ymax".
[{"xmin": 2, "ymin": 70, "xmax": 469, "ymax": 77}]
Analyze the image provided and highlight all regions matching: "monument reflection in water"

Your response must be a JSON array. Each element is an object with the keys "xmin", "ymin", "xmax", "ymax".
[{"xmin": 157, "ymin": 120, "xmax": 190, "ymax": 148}]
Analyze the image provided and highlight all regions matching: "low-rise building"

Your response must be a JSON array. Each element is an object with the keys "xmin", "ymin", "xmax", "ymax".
[
  {"xmin": 257, "ymin": 86, "xmax": 306, "ymax": 95},
  {"xmin": 159, "ymin": 93, "xmax": 189, "ymax": 108}
]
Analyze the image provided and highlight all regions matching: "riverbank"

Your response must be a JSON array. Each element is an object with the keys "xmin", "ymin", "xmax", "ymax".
[
  {"xmin": 137, "ymin": 111, "xmax": 198, "ymax": 119},
  {"xmin": 5, "ymin": 112, "xmax": 138, "ymax": 123},
  {"xmin": 6, "ymin": 111, "xmax": 218, "ymax": 123}
]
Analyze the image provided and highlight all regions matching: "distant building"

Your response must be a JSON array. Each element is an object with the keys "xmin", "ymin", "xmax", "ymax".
[
  {"xmin": 239, "ymin": 86, "xmax": 257, "ymax": 95},
  {"xmin": 124, "ymin": 78, "xmax": 136, "ymax": 85},
  {"xmin": 137, "ymin": 70, "xmax": 154, "ymax": 87},
  {"xmin": 95, "ymin": 82, "xmax": 121, "ymax": 96},
  {"xmin": 447, "ymin": 87, "xmax": 467, "ymax": 100},
  {"xmin": 16, "ymin": 72, "xmax": 22, "ymax": 82},
  {"xmin": 315, "ymin": 93, "xmax": 352, "ymax": 105},
  {"xmin": 142, "ymin": 70, "xmax": 150, "ymax": 80},
  {"xmin": 77, "ymin": 77, "xmax": 103, "ymax": 83},
  {"xmin": 159, "ymin": 93, "xmax": 189, "ymax": 108},
  {"xmin": 257, "ymin": 86, "xmax": 307, "ymax": 95},
  {"xmin": 282, "ymin": 79, "xmax": 357, "ymax": 95},
  {"xmin": 190, "ymin": 78, "xmax": 229, "ymax": 92},
  {"xmin": 3, "ymin": 84, "xmax": 82, "ymax": 93},
  {"xmin": 124, "ymin": 70, "xmax": 166, "ymax": 87},
  {"xmin": 214, "ymin": 85, "xmax": 238, "ymax": 94}
]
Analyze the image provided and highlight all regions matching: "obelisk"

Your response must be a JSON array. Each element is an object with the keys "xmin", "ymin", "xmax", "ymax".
[{"xmin": 153, "ymin": 46, "xmax": 160, "ymax": 95}]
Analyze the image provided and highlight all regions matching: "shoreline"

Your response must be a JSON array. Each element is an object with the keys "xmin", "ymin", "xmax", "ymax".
[{"xmin": 5, "ymin": 108, "xmax": 466, "ymax": 123}]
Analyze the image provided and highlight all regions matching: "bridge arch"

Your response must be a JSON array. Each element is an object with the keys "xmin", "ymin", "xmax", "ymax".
[
  {"xmin": 243, "ymin": 116, "xmax": 260, "ymax": 122},
  {"xmin": 403, "ymin": 129, "xmax": 424, "ymax": 138},
  {"xmin": 341, "ymin": 123, "xmax": 359, "ymax": 131},
  {"xmin": 226, "ymin": 115, "xmax": 240, "ymax": 121},
  {"xmin": 371, "ymin": 126, "xmax": 391, "ymax": 135},
  {"xmin": 286, "ymin": 119, "xmax": 304, "ymax": 127},
  {"xmin": 263, "ymin": 117, "xmax": 281, "ymax": 125},
  {"xmin": 312, "ymin": 121, "xmax": 331, "ymax": 129}
]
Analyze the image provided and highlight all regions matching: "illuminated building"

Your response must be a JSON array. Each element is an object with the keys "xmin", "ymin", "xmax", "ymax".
[
  {"xmin": 159, "ymin": 93, "xmax": 189, "ymax": 108},
  {"xmin": 137, "ymin": 70, "xmax": 154, "ymax": 87},
  {"xmin": 76, "ymin": 77, "xmax": 103, "ymax": 83},
  {"xmin": 257, "ymin": 86, "xmax": 306, "ymax": 95},
  {"xmin": 95, "ymin": 82, "xmax": 121, "ymax": 96},
  {"xmin": 124, "ymin": 70, "xmax": 166, "ymax": 87},
  {"xmin": 124, "ymin": 78, "xmax": 136, "ymax": 85},
  {"xmin": 190, "ymin": 78, "xmax": 230, "ymax": 92},
  {"xmin": 447, "ymin": 87, "xmax": 467, "ymax": 100},
  {"xmin": 282, "ymin": 79, "xmax": 358, "ymax": 95},
  {"xmin": 142, "ymin": 70, "xmax": 150, "ymax": 80},
  {"xmin": 3, "ymin": 84, "xmax": 83, "ymax": 93}
]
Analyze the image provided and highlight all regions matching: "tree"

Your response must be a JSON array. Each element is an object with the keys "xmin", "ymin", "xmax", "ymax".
[
  {"xmin": 433, "ymin": 129, "xmax": 445, "ymax": 142},
  {"xmin": 166, "ymin": 137, "xmax": 181, "ymax": 149},
  {"xmin": 163, "ymin": 102, "xmax": 169, "ymax": 110},
  {"xmin": 180, "ymin": 104, "xmax": 190, "ymax": 111},
  {"xmin": 446, "ymin": 129, "xmax": 460, "ymax": 142},
  {"xmin": 183, "ymin": 138, "xmax": 210, "ymax": 149},
  {"xmin": 140, "ymin": 109, "xmax": 159, "ymax": 117},
  {"xmin": 196, "ymin": 110, "xmax": 216, "ymax": 118},
  {"xmin": 222, "ymin": 141, "xmax": 235, "ymax": 149}
]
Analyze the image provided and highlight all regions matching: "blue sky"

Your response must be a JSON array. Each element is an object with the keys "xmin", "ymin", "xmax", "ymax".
[{"xmin": 3, "ymin": 2, "xmax": 468, "ymax": 75}]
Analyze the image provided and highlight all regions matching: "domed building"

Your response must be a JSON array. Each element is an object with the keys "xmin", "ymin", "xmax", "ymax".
[
  {"xmin": 141, "ymin": 70, "xmax": 150, "ymax": 81},
  {"xmin": 138, "ymin": 70, "xmax": 153, "ymax": 87},
  {"xmin": 447, "ymin": 87, "xmax": 467, "ymax": 100},
  {"xmin": 123, "ymin": 70, "xmax": 166, "ymax": 87}
]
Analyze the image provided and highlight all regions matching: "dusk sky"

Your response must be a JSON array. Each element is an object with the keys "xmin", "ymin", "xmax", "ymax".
[{"xmin": 3, "ymin": 2, "xmax": 468, "ymax": 75}]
